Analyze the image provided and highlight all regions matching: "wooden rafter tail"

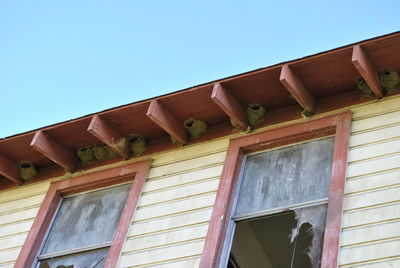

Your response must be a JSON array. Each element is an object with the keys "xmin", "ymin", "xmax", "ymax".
[
  {"xmin": 30, "ymin": 131, "xmax": 78, "ymax": 172},
  {"xmin": 279, "ymin": 64, "xmax": 316, "ymax": 115},
  {"xmin": 0, "ymin": 153, "xmax": 23, "ymax": 184},
  {"xmin": 351, "ymin": 45, "xmax": 384, "ymax": 98},
  {"xmin": 146, "ymin": 100, "xmax": 188, "ymax": 145},
  {"xmin": 87, "ymin": 115, "xmax": 131, "ymax": 159},
  {"xmin": 211, "ymin": 83, "xmax": 248, "ymax": 130}
]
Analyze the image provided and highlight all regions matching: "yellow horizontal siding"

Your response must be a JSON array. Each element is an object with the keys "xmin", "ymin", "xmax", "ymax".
[
  {"xmin": 339, "ymin": 96, "xmax": 400, "ymax": 267},
  {"xmin": 118, "ymin": 138, "xmax": 228, "ymax": 267}
]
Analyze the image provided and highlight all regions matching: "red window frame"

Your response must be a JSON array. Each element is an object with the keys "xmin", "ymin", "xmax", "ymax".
[
  {"xmin": 15, "ymin": 159, "xmax": 152, "ymax": 268},
  {"xmin": 200, "ymin": 111, "xmax": 352, "ymax": 268}
]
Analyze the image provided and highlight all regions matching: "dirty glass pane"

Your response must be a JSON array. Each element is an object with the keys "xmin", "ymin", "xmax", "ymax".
[
  {"xmin": 235, "ymin": 137, "xmax": 334, "ymax": 217},
  {"xmin": 38, "ymin": 247, "xmax": 108, "ymax": 268},
  {"xmin": 41, "ymin": 183, "xmax": 131, "ymax": 255}
]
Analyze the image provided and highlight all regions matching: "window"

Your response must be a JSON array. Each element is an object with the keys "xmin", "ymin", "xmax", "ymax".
[
  {"xmin": 200, "ymin": 112, "xmax": 351, "ymax": 268},
  {"xmin": 16, "ymin": 160, "xmax": 151, "ymax": 268},
  {"xmin": 229, "ymin": 137, "xmax": 334, "ymax": 268}
]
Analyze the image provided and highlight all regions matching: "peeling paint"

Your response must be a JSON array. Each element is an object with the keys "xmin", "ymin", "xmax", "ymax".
[{"xmin": 290, "ymin": 205, "xmax": 327, "ymax": 268}]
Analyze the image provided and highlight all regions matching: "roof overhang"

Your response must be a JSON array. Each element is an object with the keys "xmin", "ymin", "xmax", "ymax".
[{"xmin": 1, "ymin": 31, "xmax": 399, "ymax": 189}]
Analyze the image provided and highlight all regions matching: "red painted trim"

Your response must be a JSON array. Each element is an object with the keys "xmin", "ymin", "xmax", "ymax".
[
  {"xmin": 211, "ymin": 83, "xmax": 248, "ymax": 130},
  {"xmin": 30, "ymin": 131, "xmax": 78, "ymax": 172},
  {"xmin": 352, "ymin": 45, "xmax": 383, "ymax": 98},
  {"xmin": 15, "ymin": 159, "xmax": 152, "ymax": 268},
  {"xmin": 87, "ymin": 115, "xmax": 131, "ymax": 159},
  {"xmin": 200, "ymin": 111, "xmax": 352, "ymax": 268},
  {"xmin": 280, "ymin": 64, "xmax": 316, "ymax": 114},
  {"xmin": 321, "ymin": 112, "xmax": 352, "ymax": 268},
  {"xmin": 146, "ymin": 100, "xmax": 189, "ymax": 145},
  {"xmin": 0, "ymin": 153, "xmax": 23, "ymax": 184}
]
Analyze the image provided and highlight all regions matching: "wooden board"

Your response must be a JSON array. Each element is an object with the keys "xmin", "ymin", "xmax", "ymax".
[
  {"xmin": 345, "ymin": 169, "xmax": 400, "ymax": 194},
  {"xmin": 341, "ymin": 220, "xmax": 400, "ymax": 247},
  {"xmin": 339, "ymin": 239, "xmax": 400, "ymax": 266},
  {"xmin": 119, "ymin": 240, "xmax": 205, "ymax": 267}
]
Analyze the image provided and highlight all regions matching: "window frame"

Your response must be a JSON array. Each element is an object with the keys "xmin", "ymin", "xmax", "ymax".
[
  {"xmin": 16, "ymin": 159, "xmax": 152, "ymax": 268},
  {"xmin": 200, "ymin": 111, "xmax": 352, "ymax": 268}
]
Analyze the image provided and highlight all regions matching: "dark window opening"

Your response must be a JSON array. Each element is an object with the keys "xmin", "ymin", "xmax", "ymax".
[{"xmin": 229, "ymin": 206, "xmax": 326, "ymax": 268}]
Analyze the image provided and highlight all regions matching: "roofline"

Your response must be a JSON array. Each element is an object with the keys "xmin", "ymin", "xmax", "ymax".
[{"xmin": 2, "ymin": 30, "xmax": 399, "ymax": 141}]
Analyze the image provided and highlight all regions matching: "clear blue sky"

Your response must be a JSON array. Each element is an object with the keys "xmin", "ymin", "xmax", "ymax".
[{"xmin": 1, "ymin": 1, "xmax": 399, "ymax": 138}]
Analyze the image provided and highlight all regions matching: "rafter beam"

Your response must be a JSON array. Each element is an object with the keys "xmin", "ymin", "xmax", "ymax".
[
  {"xmin": 146, "ymin": 100, "xmax": 188, "ymax": 145},
  {"xmin": 352, "ymin": 45, "xmax": 383, "ymax": 98},
  {"xmin": 279, "ymin": 64, "xmax": 315, "ymax": 115},
  {"xmin": 211, "ymin": 83, "xmax": 248, "ymax": 130},
  {"xmin": 87, "ymin": 115, "xmax": 131, "ymax": 159},
  {"xmin": 0, "ymin": 153, "xmax": 23, "ymax": 184},
  {"xmin": 31, "ymin": 131, "xmax": 77, "ymax": 172}
]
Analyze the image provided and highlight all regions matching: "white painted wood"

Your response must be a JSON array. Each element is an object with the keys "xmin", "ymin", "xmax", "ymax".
[
  {"xmin": 349, "ymin": 124, "xmax": 400, "ymax": 148},
  {"xmin": 139, "ymin": 178, "xmax": 220, "ymax": 207},
  {"xmin": 0, "ymin": 233, "xmax": 27, "ymax": 251},
  {"xmin": 352, "ymin": 96, "xmax": 400, "ymax": 120},
  {"xmin": 351, "ymin": 110, "xmax": 400, "ymax": 133},
  {"xmin": 341, "ymin": 220, "xmax": 400, "ymax": 246},
  {"xmin": 0, "ymin": 263, "xmax": 14, "ymax": 268},
  {"xmin": 143, "ymin": 165, "xmax": 223, "ymax": 193},
  {"xmin": 134, "ymin": 193, "xmax": 216, "ymax": 221},
  {"xmin": 342, "ymin": 202, "xmax": 400, "ymax": 228},
  {"xmin": 125, "ymin": 223, "xmax": 208, "ymax": 252},
  {"xmin": 0, "ymin": 247, "xmax": 20, "ymax": 265},
  {"xmin": 147, "ymin": 151, "xmax": 226, "ymax": 179},
  {"xmin": 0, "ymin": 207, "xmax": 39, "ymax": 227},
  {"xmin": 346, "ymin": 153, "xmax": 400, "ymax": 178},
  {"xmin": 0, "ymin": 194, "xmax": 45, "ymax": 215},
  {"xmin": 345, "ymin": 169, "xmax": 400, "ymax": 194},
  {"xmin": 0, "ymin": 182, "xmax": 49, "ymax": 204},
  {"xmin": 344, "ymin": 186, "xmax": 400, "ymax": 211},
  {"xmin": 129, "ymin": 208, "xmax": 213, "ymax": 237},
  {"xmin": 151, "ymin": 139, "xmax": 228, "ymax": 167},
  {"xmin": 348, "ymin": 138, "xmax": 400, "ymax": 163},
  {"xmin": 119, "ymin": 239, "xmax": 205, "ymax": 267},
  {"xmin": 339, "ymin": 258, "xmax": 400, "ymax": 268},
  {"xmin": 133, "ymin": 256, "xmax": 201, "ymax": 268},
  {"xmin": 339, "ymin": 239, "xmax": 400, "ymax": 265},
  {"xmin": 0, "ymin": 220, "xmax": 33, "ymax": 238}
]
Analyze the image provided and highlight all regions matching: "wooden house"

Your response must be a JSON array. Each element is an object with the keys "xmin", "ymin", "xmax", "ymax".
[{"xmin": 0, "ymin": 32, "xmax": 400, "ymax": 267}]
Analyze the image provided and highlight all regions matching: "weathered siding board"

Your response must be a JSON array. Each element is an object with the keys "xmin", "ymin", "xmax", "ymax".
[
  {"xmin": 124, "ymin": 223, "xmax": 209, "ymax": 252},
  {"xmin": 341, "ymin": 220, "xmax": 400, "ymax": 246},
  {"xmin": 147, "ymin": 151, "xmax": 226, "ymax": 179},
  {"xmin": 344, "ymin": 258, "xmax": 400, "ymax": 268},
  {"xmin": 349, "ymin": 124, "xmax": 400, "ymax": 148},
  {"xmin": 345, "ymin": 169, "xmax": 400, "ymax": 194},
  {"xmin": 119, "ymin": 239, "xmax": 205, "ymax": 267},
  {"xmin": 129, "ymin": 208, "xmax": 213, "ymax": 237},
  {"xmin": 340, "ymin": 239, "xmax": 400, "ymax": 266},
  {"xmin": 351, "ymin": 110, "xmax": 400, "ymax": 133},
  {"xmin": 339, "ymin": 96, "xmax": 400, "ymax": 267},
  {"xmin": 342, "ymin": 202, "xmax": 400, "ymax": 228},
  {"xmin": 348, "ymin": 138, "xmax": 400, "ymax": 163},
  {"xmin": 0, "ymin": 207, "xmax": 39, "ymax": 226},
  {"xmin": 143, "ymin": 165, "xmax": 223, "ymax": 193},
  {"xmin": 137, "ymin": 257, "xmax": 201, "ymax": 268}
]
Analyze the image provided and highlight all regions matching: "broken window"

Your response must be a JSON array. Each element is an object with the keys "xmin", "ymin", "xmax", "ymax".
[
  {"xmin": 227, "ymin": 137, "xmax": 334, "ymax": 268},
  {"xmin": 36, "ymin": 183, "xmax": 132, "ymax": 268}
]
